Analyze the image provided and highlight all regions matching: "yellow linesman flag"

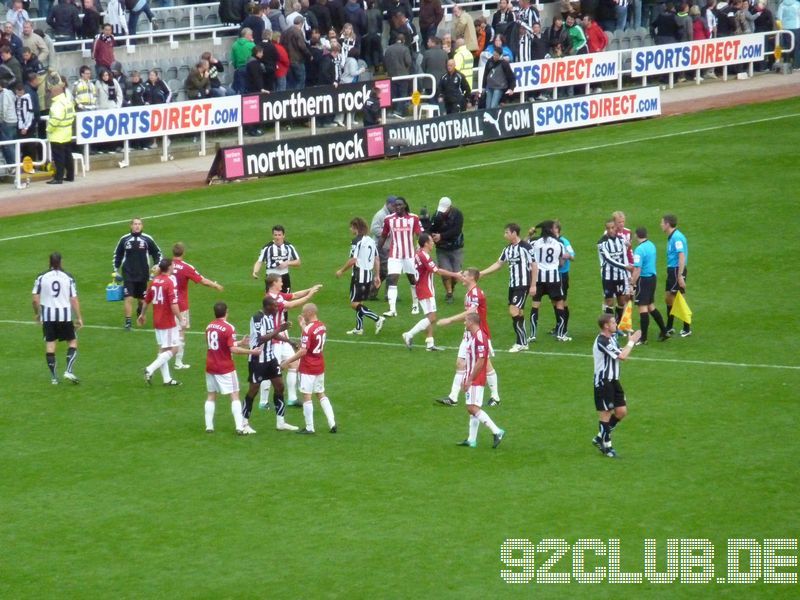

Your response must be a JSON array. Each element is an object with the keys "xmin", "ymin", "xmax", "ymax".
[
  {"xmin": 618, "ymin": 301, "xmax": 634, "ymax": 332},
  {"xmin": 671, "ymin": 291, "xmax": 693, "ymax": 325}
]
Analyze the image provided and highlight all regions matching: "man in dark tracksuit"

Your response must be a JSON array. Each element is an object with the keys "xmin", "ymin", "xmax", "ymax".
[
  {"xmin": 113, "ymin": 217, "xmax": 162, "ymax": 330},
  {"xmin": 429, "ymin": 196, "xmax": 464, "ymax": 303},
  {"xmin": 437, "ymin": 58, "xmax": 471, "ymax": 114}
]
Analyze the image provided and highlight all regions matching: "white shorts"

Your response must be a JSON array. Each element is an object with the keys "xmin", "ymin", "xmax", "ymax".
[
  {"xmin": 299, "ymin": 372, "xmax": 325, "ymax": 394},
  {"xmin": 419, "ymin": 297, "xmax": 436, "ymax": 315},
  {"xmin": 155, "ymin": 326, "xmax": 181, "ymax": 348},
  {"xmin": 388, "ymin": 257, "xmax": 416, "ymax": 275},
  {"xmin": 180, "ymin": 309, "xmax": 190, "ymax": 329},
  {"xmin": 274, "ymin": 341, "xmax": 295, "ymax": 363},
  {"xmin": 206, "ymin": 371, "xmax": 239, "ymax": 395},
  {"xmin": 458, "ymin": 335, "xmax": 495, "ymax": 360},
  {"xmin": 465, "ymin": 385, "xmax": 484, "ymax": 407}
]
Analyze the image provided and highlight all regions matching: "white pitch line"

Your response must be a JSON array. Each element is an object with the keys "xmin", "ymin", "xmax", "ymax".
[
  {"xmin": 3, "ymin": 319, "xmax": 798, "ymax": 371},
  {"xmin": 1, "ymin": 111, "xmax": 799, "ymax": 244}
]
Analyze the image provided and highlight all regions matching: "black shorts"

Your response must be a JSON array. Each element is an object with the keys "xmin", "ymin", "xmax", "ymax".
[
  {"xmin": 602, "ymin": 278, "xmax": 627, "ymax": 299},
  {"xmin": 508, "ymin": 286, "xmax": 529, "ymax": 309},
  {"xmin": 635, "ymin": 275, "xmax": 657, "ymax": 306},
  {"xmin": 43, "ymin": 321, "xmax": 76, "ymax": 342},
  {"xmin": 123, "ymin": 280, "xmax": 147, "ymax": 299},
  {"xmin": 350, "ymin": 279, "xmax": 372, "ymax": 303},
  {"xmin": 561, "ymin": 272, "xmax": 570, "ymax": 300},
  {"xmin": 249, "ymin": 358, "xmax": 282, "ymax": 384},
  {"xmin": 594, "ymin": 380, "xmax": 626, "ymax": 411},
  {"xmin": 665, "ymin": 267, "xmax": 687, "ymax": 293},
  {"xmin": 532, "ymin": 280, "xmax": 564, "ymax": 302},
  {"xmin": 264, "ymin": 274, "xmax": 291, "ymax": 293}
]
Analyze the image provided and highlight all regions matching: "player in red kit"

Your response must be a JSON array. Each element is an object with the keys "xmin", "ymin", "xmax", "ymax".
[
  {"xmin": 401, "ymin": 233, "xmax": 462, "ymax": 351},
  {"xmin": 436, "ymin": 268, "xmax": 500, "ymax": 406},
  {"xmin": 137, "ymin": 259, "xmax": 186, "ymax": 386},
  {"xmin": 281, "ymin": 303, "xmax": 336, "ymax": 434},
  {"xmin": 171, "ymin": 243, "xmax": 223, "ymax": 370},
  {"xmin": 458, "ymin": 314, "xmax": 505, "ymax": 449},
  {"xmin": 204, "ymin": 301, "xmax": 262, "ymax": 434},
  {"xmin": 264, "ymin": 273, "xmax": 323, "ymax": 408},
  {"xmin": 378, "ymin": 196, "xmax": 422, "ymax": 317}
]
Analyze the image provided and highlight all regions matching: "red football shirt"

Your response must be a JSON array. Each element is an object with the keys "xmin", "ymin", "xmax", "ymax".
[
  {"xmin": 172, "ymin": 258, "xmax": 203, "ymax": 312},
  {"xmin": 413, "ymin": 248, "xmax": 438, "ymax": 300},
  {"xmin": 267, "ymin": 291, "xmax": 294, "ymax": 338},
  {"xmin": 465, "ymin": 285, "xmax": 490, "ymax": 338},
  {"xmin": 381, "ymin": 213, "xmax": 421, "ymax": 260},
  {"xmin": 205, "ymin": 318, "xmax": 237, "ymax": 375},
  {"xmin": 619, "ymin": 226, "xmax": 633, "ymax": 265},
  {"xmin": 465, "ymin": 328, "xmax": 489, "ymax": 386},
  {"xmin": 299, "ymin": 320, "xmax": 326, "ymax": 375},
  {"xmin": 145, "ymin": 274, "xmax": 178, "ymax": 330}
]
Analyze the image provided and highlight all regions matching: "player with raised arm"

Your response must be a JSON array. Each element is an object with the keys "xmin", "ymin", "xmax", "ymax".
[
  {"xmin": 378, "ymin": 196, "xmax": 422, "ymax": 317},
  {"xmin": 263, "ymin": 274, "xmax": 323, "ymax": 408},
  {"xmin": 137, "ymin": 259, "xmax": 185, "ymax": 386},
  {"xmin": 252, "ymin": 224, "xmax": 301, "ymax": 293},
  {"xmin": 401, "ymin": 233, "xmax": 463, "ymax": 351},
  {"xmin": 171, "ymin": 242, "xmax": 224, "ymax": 370},
  {"xmin": 335, "ymin": 217, "xmax": 385, "ymax": 336},
  {"xmin": 457, "ymin": 313, "xmax": 505, "ymax": 449},
  {"xmin": 32, "ymin": 252, "xmax": 84, "ymax": 384},
  {"xmin": 242, "ymin": 296, "xmax": 300, "ymax": 433},
  {"xmin": 281, "ymin": 303, "xmax": 337, "ymax": 434},
  {"xmin": 204, "ymin": 301, "xmax": 262, "ymax": 435},
  {"xmin": 436, "ymin": 267, "xmax": 500, "ymax": 406}
]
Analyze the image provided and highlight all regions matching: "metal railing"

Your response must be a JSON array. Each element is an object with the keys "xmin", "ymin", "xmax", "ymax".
[{"xmin": 0, "ymin": 138, "xmax": 50, "ymax": 189}]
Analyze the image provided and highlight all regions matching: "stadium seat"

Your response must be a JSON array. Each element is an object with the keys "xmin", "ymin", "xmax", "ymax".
[
  {"xmin": 71, "ymin": 153, "xmax": 86, "ymax": 178},
  {"xmin": 165, "ymin": 64, "xmax": 179, "ymax": 80},
  {"xmin": 205, "ymin": 14, "xmax": 220, "ymax": 26},
  {"xmin": 177, "ymin": 64, "xmax": 190, "ymax": 80},
  {"xmin": 179, "ymin": 16, "xmax": 191, "ymax": 29},
  {"xmin": 165, "ymin": 17, "xmax": 179, "ymax": 30},
  {"xmin": 608, "ymin": 38, "xmax": 621, "ymax": 52},
  {"xmin": 635, "ymin": 27, "xmax": 649, "ymax": 38},
  {"xmin": 630, "ymin": 35, "xmax": 643, "ymax": 48},
  {"xmin": 614, "ymin": 29, "xmax": 626, "ymax": 39},
  {"xmin": 620, "ymin": 37, "xmax": 632, "ymax": 50},
  {"xmin": 605, "ymin": 30, "xmax": 615, "ymax": 42},
  {"xmin": 167, "ymin": 79, "xmax": 183, "ymax": 96}
]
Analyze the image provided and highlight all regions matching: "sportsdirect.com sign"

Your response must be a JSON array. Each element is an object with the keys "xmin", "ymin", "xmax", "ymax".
[
  {"xmin": 76, "ymin": 96, "xmax": 241, "ymax": 144},
  {"xmin": 631, "ymin": 34, "xmax": 764, "ymax": 76},
  {"xmin": 241, "ymin": 82, "xmax": 388, "ymax": 124},
  {"xmin": 532, "ymin": 87, "xmax": 661, "ymax": 133},
  {"xmin": 510, "ymin": 52, "xmax": 619, "ymax": 93}
]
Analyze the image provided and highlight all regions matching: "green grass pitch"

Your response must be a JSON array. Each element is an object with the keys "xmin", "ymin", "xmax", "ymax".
[{"xmin": 1, "ymin": 98, "xmax": 799, "ymax": 598}]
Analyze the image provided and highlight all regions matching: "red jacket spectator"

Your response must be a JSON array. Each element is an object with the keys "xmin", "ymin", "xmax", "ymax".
[
  {"xmin": 274, "ymin": 41, "xmax": 290, "ymax": 79},
  {"xmin": 92, "ymin": 26, "xmax": 116, "ymax": 70},
  {"xmin": 584, "ymin": 17, "xmax": 608, "ymax": 53}
]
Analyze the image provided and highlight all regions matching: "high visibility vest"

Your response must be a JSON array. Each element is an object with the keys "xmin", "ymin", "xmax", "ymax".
[
  {"xmin": 47, "ymin": 92, "xmax": 75, "ymax": 144},
  {"xmin": 454, "ymin": 46, "xmax": 474, "ymax": 81}
]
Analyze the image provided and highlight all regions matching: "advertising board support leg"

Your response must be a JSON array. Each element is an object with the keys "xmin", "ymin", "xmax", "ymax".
[
  {"xmin": 119, "ymin": 140, "xmax": 130, "ymax": 168},
  {"xmin": 723, "ymin": 65, "xmax": 728, "ymax": 81},
  {"xmin": 346, "ymin": 112, "xmax": 352, "ymax": 130},
  {"xmin": 748, "ymin": 62, "xmax": 754, "ymax": 78},
  {"xmin": 695, "ymin": 68, "xmax": 701, "ymax": 84},
  {"xmin": 276, "ymin": 122, "xmax": 282, "ymax": 141},
  {"xmin": 668, "ymin": 72, "xmax": 674, "ymax": 89},
  {"xmin": 161, "ymin": 134, "xmax": 169, "ymax": 162},
  {"xmin": 14, "ymin": 141, "xmax": 22, "ymax": 189},
  {"xmin": 199, "ymin": 130, "xmax": 206, "ymax": 156},
  {"xmin": 83, "ymin": 144, "xmax": 90, "ymax": 172},
  {"xmin": 310, "ymin": 118, "xmax": 315, "ymax": 136},
  {"xmin": 237, "ymin": 124, "xmax": 243, "ymax": 146}
]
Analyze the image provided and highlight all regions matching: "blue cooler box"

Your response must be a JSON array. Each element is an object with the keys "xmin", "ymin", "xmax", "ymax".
[{"xmin": 106, "ymin": 283, "xmax": 124, "ymax": 302}]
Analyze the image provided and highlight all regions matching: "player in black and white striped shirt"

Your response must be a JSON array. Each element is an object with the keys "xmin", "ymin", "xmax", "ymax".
[
  {"xmin": 252, "ymin": 225, "xmax": 301, "ymax": 293},
  {"xmin": 242, "ymin": 296, "xmax": 300, "ymax": 433},
  {"xmin": 528, "ymin": 220, "xmax": 571, "ymax": 342},
  {"xmin": 480, "ymin": 223, "xmax": 535, "ymax": 352},
  {"xmin": 32, "ymin": 252, "xmax": 83, "ymax": 385},
  {"xmin": 591, "ymin": 313, "xmax": 641, "ymax": 458},
  {"xmin": 597, "ymin": 218, "xmax": 632, "ymax": 324},
  {"xmin": 335, "ymin": 218, "xmax": 385, "ymax": 336}
]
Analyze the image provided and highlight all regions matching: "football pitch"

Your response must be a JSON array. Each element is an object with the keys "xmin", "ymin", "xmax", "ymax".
[{"xmin": 2, "ymin": 97, "xmax": 799, "ymax": 598}]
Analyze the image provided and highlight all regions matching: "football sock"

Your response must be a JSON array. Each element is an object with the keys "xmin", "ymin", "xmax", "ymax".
[
  {"xmin": 651, "ymin": 309, "xmax": 667, "ymax": 333},
  {"xmin": 564, "ymin": 306, "xmax": 570, "ymax": 321},
  {"xmin": 259, "ymin": 380, "xmax": 271, "ymax": 404},
  {"xmin": 467, "ymin": 415, "xmax": 480, "ymax": 443},
  {"xmin": 274, "ymin": 392, "xmax": 285, "ymax": 417},
  {"xmin": 600, "ymin": 421, "xmax": 611, "ymax": 446},
  {"xmin": 387, "ymin": 285, "xmax": 398, "ymax": 313},
  {"xmin": 302, "ymin": 401, "xmax": 314, "ymax": 432},
  {"xmin": 175, "ymin": 341, "xmax": 185, "ymax": 365},
  {"xmin": 125, "ymin": 316, "xmax": 132, "ymax": 328},
  {"xmin": 609, "ymin": 415, "xmax": 620, "ymax": 431},
  {"xmin": 556, "ymin": 308, "xmax": 567, "ymax": 337},
  {"xmin": 666, "ymin": 305, "xmax": 674, "ymax": 330},
  {"xmin": 231, "ymin": 400, "xmax": 244, "ymax": 431},
  {"xmin": 243, "ymin": 394, "xmax": 254, "ymax": 419},
  {"xmin": 640, "ymin": 313, "xmax": 650, "ymax": 341},
  {"xmin": 410, "ymin": 286, "xmax": 418, "ymax": 309},
  {"xmin": 425, "ymin": 336, "xmax": 436, "ymax": 349},
  {"xmin": 512, "ymin": 315, "xmax": 527, "ymax": 345},
  {"xmin": 449, "ymin": 370, "xmax": 464, "ymax": 402},
  {"xmin": 319, "ymin": 396, "xmax": 335, "ymax": 428},
  {"xmin": 408, "ymin": 317, "xmax": 431, "ymax": 338},
  {"xmin": 487, "ymin": 370, "xmax": 499, "ymax": 400},
  {"xmin": 604, "ymin": 305, "xmax": 614, "ymax": 316},
  {"xmin": 359, "ymin": 304, "xmax": 379, "ymax": 322},
  {"xmin": 159, "ymin": 360, "xmax": 172, "ymax": 383},
  {"xmin": 682, "ymin": 322, "xmax": 691, "ymax": 332},
  {"xmin": 355, "ymin": 306, "xmax": 364, "ymax": 330},
  {"xmin": 136, "ymin": 300, "xmax": 143, "ymax": 317},
  {"xmin": 615, "ymin": 306, "xmax": 623, "ymax": 323},
  {"xmin": 476, "ymin": 409, "xmax": 500, "ymax": 435},
  {"xmin": 529, "ymin": 307, "xmax": 539, "ymax": 339},
  {"xmin": 46, "ymin": 352, "xmax": 56, "ymax": 377},
  {"xmin": 204, "ymin": 400, "xmax": 215, "ymax": 430},
  {"xmin": 65, "ymin": 347, "xmax": 77, "ymax": 373},
  {"xmin": 286, "ymin": 369, "xmax": 298, "ymax": 402},
  {"xmin": 146, "ymin": 350, "xmax": 172, "ymax": 377}
]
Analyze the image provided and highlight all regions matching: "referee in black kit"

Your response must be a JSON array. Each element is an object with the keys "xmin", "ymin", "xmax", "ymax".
[
  {"xmin": 591, "ymin": 314, "xmax": 641, "ymax": 458},
  {"xmin": 32, "ymin": 252, "xmax": 84, "ymax": 384},
  {"xmin": 113, "ymin": 218, "xmax": 162, "ymax": 331}
]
